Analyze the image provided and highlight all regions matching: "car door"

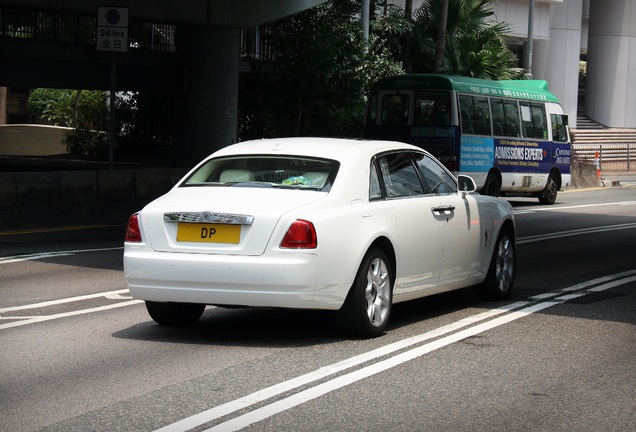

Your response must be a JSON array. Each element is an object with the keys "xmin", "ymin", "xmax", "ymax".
[
  {"xmin": 374, "ymin": 152, "xmax": 446, "ymax": 300},
  {"xmin": 414, "ymin": 154, "xmax": 483, "ymax": 286}
]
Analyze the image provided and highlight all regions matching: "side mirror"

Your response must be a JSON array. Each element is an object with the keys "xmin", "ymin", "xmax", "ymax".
[{"xmin": 457, "ymin": 175, "xmax": 477, "ymax": 196}]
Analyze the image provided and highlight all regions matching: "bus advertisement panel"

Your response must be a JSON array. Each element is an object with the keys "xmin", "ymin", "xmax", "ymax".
[
  {"xmin": 364, "ymin": 74, "xmax": 572, "ymax": 204},
  {"xmin": 461, "ymin": 137, "xmax": 571, "ymax": 175}
]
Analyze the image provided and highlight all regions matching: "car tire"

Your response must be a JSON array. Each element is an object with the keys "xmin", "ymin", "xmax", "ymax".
[
  {"xmin": 538, "ymin": 175, "xmax": 558, "ymax": 205},
  {"xmin": 481, "ymin": 173, "xmax": 500, "ymax": 197},
  {"xmin": 339, "ymin": 248, "xmax": 393, "ymax": 338},
  {"xmin": 474, "ymin": 228, "xmax": 516, "ymax": 300},
  {"xmin": 145, "ymin": 301, "xmax": 206, "ymax": 325}
]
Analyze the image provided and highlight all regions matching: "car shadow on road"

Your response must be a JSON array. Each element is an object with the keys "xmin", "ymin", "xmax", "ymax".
[
  {"xmin": 111, "ymin": 287, "xmax": 489, "ymax": 348},
  {"xmin": 112, "ymin": 306, "xmax": 346, "ymax": 348}
]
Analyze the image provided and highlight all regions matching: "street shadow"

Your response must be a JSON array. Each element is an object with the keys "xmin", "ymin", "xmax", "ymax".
[{"xmin": 112, "ymin": 288, "xmax": 484, "ymax": 348}]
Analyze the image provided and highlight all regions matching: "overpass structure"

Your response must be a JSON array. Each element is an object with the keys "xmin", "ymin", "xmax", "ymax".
[{"xmin": 0, "ymin": 0, "xmax": 326, "ymax": 166}]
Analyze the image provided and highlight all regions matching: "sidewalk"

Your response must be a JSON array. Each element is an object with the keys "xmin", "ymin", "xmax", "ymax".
[{"xmin": 600, "ymin": 172, "xmax": 636, "ymax": 186}]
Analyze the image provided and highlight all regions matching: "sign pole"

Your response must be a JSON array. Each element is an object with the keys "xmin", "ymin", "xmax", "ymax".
[
  {"xmin": 525, "ymin": 0, "xmax": 535, "ymax": 79},
  {"xmin": 96, "ymin": 6, "xmax": 129, "ymax": 170},
  {"xmin": 109, "ymin": 53, "xmax": 116, "ymax": 170}
]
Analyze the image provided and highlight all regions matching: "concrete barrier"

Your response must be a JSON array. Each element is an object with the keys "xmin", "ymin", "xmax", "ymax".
[
  {"xmin": 0, "ymin": 168, "xmax": 187, "ymax": 231},
  {"xmin": 0, "ymin": 124, "xmax": 70, "ymax": 156},
  {"xmin": 0, "ymin": 162, "xmax": 602, "ymax": 232}
]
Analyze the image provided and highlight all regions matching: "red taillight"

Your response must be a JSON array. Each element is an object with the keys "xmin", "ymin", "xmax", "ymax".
[
  {"xmin": 125, "ymin": 213, "xmax": 142, "ymax": 243},
  {"xmin": 280, "ymin": 219, "xmax": 317, "ymax": 249}
]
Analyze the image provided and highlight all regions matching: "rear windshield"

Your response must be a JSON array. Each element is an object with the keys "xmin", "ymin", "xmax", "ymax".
[{"xmin": 180, "ymin": 155, "xmax": 340, "ymax": 191}]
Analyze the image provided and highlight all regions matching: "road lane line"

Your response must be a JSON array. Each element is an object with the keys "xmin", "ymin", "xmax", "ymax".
[
  {"xmin": 0, "ymin": 247, "xmax": 123, "ymax": 264},
  {"xmin": 517, "ymin": 223, "xmax": 636, "ymax": 244},
  {"xmin": 154, "ymin": 304, "xmax": 527, "ymax": 432},
  {"xmin": 206, "ymin": 302, "xmax": 558, "ymax": 432},
  {"xmin": 0, "ymin": 289, "xmax": 132, "ymax": 313},
  {"xmin": 202, "ymin": 274, "xmax": 636, "ymax": 432},
  {"xmin": 0, "ymin": 299, "xmax": 143, "ymax": 330},
  {"xmin": 0, "ymin": 224, "xmax": 123, "ymax": 236},
  {"xmin": 155, "ymin": 271, "xmax": 636, "ymax": 432},
  {"xmin": 513, "ymin": 200, "xmax": 636, "ymax": 215}
]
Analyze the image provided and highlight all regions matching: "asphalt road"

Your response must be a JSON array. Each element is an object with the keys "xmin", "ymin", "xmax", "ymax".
[{"xmin": 1, "ymin": 185, "xmax": 635, "ymax": 432}]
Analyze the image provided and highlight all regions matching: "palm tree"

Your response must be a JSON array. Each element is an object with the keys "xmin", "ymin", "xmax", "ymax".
[
  {"xmin": 411, "ymin": 0, "xmax": 522, "ymax": 79},
  {"xmin": 434, "ymin": 0, "xmax": 449, "ymax": 72}
]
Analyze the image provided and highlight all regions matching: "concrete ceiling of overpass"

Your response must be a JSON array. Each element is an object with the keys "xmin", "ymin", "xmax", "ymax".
[{"xmin": 0, "ymin": 0, "xmax": 327, "ymax": 27}]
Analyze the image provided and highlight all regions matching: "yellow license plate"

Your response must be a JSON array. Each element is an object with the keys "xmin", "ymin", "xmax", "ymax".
[{"xmin": 176, "ymin": 223, "xmax": 241, "ymax": 244}]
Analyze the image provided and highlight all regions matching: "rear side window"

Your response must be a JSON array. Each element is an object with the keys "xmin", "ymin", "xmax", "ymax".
[
  {"xmin": 377, "ymin": 152, "xmax": 424, "ymax": 198},
  {"xmin": 369, "ymin": 162, "xmax": 382, "ymax": 200},
  {"xmin": 181, "ymin": 155, "xmax": 339, "ymax": 191}
]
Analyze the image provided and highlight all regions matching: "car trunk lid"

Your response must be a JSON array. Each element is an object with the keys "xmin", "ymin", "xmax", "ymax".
[{"xmin": 141, "ymin": 187, "xmax": 326, "ymax": 255}]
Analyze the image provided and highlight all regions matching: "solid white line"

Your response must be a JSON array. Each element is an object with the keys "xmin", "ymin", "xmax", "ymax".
[
  {"xmin": 205, "ymin": 302, "xmax": 557, "ymax": 432},
  {"xmin": 0, "ymin": 247, "xmax": 123, "ymax": 264},
  {"xmin": 0, "ymin": 299, "xmax": 143, "ymax": 330},
  {"xmin": 154, "ymin": 303, "xmax": 527, "ymax": 432},
  {"xmin": 517, "ymin": 223, "xmax": 636, "ymax": 244},
  {"xmin": 513, "ymin": 200, "xmax": 636, "ymax": 215},
  {"xmin": 155, "ymin": 271, "xmax": 636, "ymax": 432},
  {"xmin": 0, "ymin": 289, "xmax": 132, "ymax": 313},
  {"xmin": 203, "ymin": 275, "xmax": 636, "ymax": 432}
]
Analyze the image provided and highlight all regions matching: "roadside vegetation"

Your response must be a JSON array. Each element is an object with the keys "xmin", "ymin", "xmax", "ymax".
[{"xmin": 25, "ymin": 0, "xmax": 523, "ymax": 164}]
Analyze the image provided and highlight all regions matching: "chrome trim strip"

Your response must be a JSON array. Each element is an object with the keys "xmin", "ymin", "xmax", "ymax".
[{"xmin": 164, "ymin": 212, "xmax": 254, "ymax": 225}]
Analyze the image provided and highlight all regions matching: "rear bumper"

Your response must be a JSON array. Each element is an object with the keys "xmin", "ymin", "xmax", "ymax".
[{"xmin": 124, "ymin": 246, "xmax": 346, "ymax": 310}]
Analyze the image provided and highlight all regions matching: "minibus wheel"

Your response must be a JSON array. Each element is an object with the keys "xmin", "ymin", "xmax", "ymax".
[
  {"xmin": 481, "ymin": 173, "xmax": 500, "ymax": 197},
  {"xmin": 538, "ymin": 174, "xmax": 558, "ymax": 205}
]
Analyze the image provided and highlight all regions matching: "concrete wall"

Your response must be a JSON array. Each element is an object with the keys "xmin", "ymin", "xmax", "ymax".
[
  {"xmin": 532, "ymin": 0, "xmax": 583, "ymax": 128},
  {"xmin": 586, "ymin": 0, "xmax": 636, "ymax": 128},
  {"xmin": 0, "ymin": 168, "xmax": 187, "ymax": 231},
  {"xmin": 0, "ymin": 125, "xmax": 69, "ymax": 156}
]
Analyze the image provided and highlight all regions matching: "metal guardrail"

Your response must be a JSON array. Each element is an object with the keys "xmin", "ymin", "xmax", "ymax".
[
  {"xmin": 0, "ymin": 7, "xmax": 175, "ymax": 52},
  {"xmin": 572, "ymin": 143, "xmax": 635, "ymax": 172},
  {"xmin": 1, "ymin": 6, "xmax": 276, "ymax": 58}
]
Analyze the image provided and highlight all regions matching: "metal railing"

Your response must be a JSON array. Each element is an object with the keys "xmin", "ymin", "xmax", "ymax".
[
  {"xmin": 572, "ymin": 143, "xmax": 635, "ymax": 172},
  {"xmin": 240, "ymin": 26, "xmax": 277, "ymax": 61},
  {"xmin": 0, "ymin": 7, "xmax": 175, "ymax": 52},
  {"xmin": 1, "ymin": 7, "xmax": 280, "ymax": 59}
]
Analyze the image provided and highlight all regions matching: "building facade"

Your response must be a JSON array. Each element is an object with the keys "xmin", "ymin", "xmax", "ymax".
[{"xmin": 399, "ymin": 0, "xmax": 635, "ymax": 129}]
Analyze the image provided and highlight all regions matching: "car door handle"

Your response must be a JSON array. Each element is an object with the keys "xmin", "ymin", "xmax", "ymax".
[{"xmin": 432, "ymin": 205, "xmax": 455, "ymax": 215}]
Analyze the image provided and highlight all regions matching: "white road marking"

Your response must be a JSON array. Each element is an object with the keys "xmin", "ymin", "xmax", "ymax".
[
  {"xmin": 155, "ymin": 270, "xmax": 636, "ymax": 432},
  {"xmin": 0, "ymin": 299, "xmax": 143, "ymax": 330},
  {"xmin": 0, "ymin": 289, "xmax": 132, "ymax": 313},
  {"xmin": 0, "ymin": 289, "xmax": 141, "ymax": 330},
  {"xmin": 0, "ymin": 247, "xmax": 123, "ymax": 264},
  {"xmin": 517, "ymin": 222, "xmax": 636, "ymax": 244},
  {"xmin": 513, "ymin": 200, "xmax": 636, "ymax": 215}
]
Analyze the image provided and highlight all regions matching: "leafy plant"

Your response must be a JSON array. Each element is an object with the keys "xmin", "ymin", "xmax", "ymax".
[
  {"xmin": 27, "ymin": 88, "xmax": 107, "ymax": 129},
  {"xmin": 411, "ymin": 0, "xmax": 522, "ymax": 79},
  {"xmin": 238, "ymin": 0, "xmax": 406, "ymax": 140}
]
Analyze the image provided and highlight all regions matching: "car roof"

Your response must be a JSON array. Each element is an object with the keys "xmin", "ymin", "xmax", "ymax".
[{"xmin": 209, "ymin": 137, "xmax": 426, "ymax": 161}]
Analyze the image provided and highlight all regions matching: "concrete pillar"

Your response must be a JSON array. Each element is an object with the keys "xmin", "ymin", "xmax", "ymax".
[
  {"xmin": 0, "ymin": 87, "xmax": 7, "ymax": 124},
  {"xmin": 585, "ymin": 0, "xmax": 636, "ymax": 128},
  {"xmin": 176, "ymin": 25, "xmax": 240, "ymax": 167},
  {"xmin": 532, "ymin": 0, "xmax": 583, "ymax": 127}
]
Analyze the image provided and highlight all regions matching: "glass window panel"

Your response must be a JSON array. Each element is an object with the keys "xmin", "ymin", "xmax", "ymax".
[{"xmin": 414, "ymin": 153, "xmax": 456, "ymax": 195}]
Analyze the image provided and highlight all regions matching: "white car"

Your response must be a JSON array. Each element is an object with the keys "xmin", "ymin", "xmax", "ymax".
[{"xmin": 124, "ymin": 137, "xmax": 516, "ymax": 337}]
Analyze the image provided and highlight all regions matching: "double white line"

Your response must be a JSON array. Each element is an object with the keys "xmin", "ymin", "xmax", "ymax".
[{"xmin": 156, "ymin": 270, "xmax": 636, "ymax": 432}]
